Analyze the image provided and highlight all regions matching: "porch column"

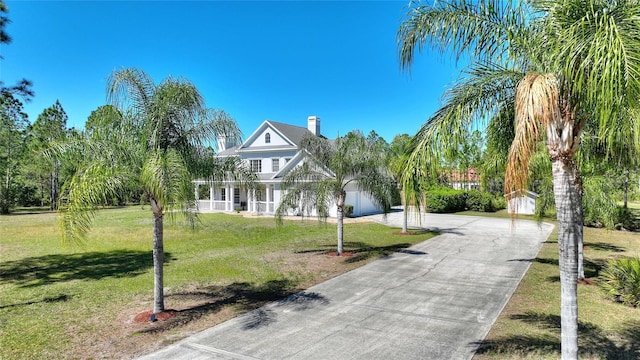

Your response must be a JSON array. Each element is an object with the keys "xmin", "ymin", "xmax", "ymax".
[
  {"xmin": 223, "ymin": 185, "xmax": 228, "ymax": 211},
  {"xmin": 209, "ymin": 184, "xmax": 214, "ymax": 211},
  {"xmin": 266, "ymin": 184, "xmax": 271, "ymax": 214},
  {"xmin": 230, "ymin": 186, "xmax": 235, "ymax": 212},
  {"xmin": 252, "ymin": 189, "xmax": 257, "ymax": 213}
]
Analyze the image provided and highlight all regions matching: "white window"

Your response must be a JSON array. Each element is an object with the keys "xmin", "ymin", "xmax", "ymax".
[
  {"xmin": 272, "ymin": 158, "xmax": 280, "ymax": 172},
  {"xmin": 265, "ymin": 133, "xmax": 271, "ymax": 143},
  {"xmin": 250, "ymin": 159, "xmax": 262, "ymax": 172},
  {"xmin": 221, "ymin": 188, "xmax": 226, "ymax": 201}
]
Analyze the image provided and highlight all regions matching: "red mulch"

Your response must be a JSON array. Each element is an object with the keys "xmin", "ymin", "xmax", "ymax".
[
  {"xmin": 133, "ymin": 309, "xmax": 178, "ymax": 323},
  {"xmin": 578, "ymin": 278, "xmax": 596, "ymax": 285}
]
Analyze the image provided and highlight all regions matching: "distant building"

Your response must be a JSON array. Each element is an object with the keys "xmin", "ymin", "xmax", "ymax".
[
  {"xmin": 505, "ymin": 190, "xmax": 539, "ymax": 215},
  {"xmin": 446, "ymin": 168, "xmax": 481, "ymax": 190}
]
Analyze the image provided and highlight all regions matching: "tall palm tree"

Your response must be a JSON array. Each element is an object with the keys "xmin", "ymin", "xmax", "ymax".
[
  {"xmin": 275, "ymin": 130, "xmax": 396, "ymax": 255},
  {"xmin": 59, "ymin": 68, "xmax": 252, "ymax": 314},
  {"xmin": 388, "ymin": 134, "xmax": 423, "ymax": 233},
  {"xmin": 397, "ymin": 1, "xmax": 640, "ymax": 358}
]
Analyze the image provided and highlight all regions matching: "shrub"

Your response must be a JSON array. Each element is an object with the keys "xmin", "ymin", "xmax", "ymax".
[
  {"xmin": 465, "ymin": 190, "xmax": 495, "ymax": 212},
  {"xmin": 599, "ymin": 256, "xmax": 640, "ymax": 307},
  {"xmin": 492, "ymin": 196, "xmax": 507, "ymax": 211},
  {"xmin": 615, "ymin": 206, "xmax": 638, "ymax": 231},
  {"xmin": 343, "ymin": 204, "xmax": 354, "ymax": 218},
  {"xmin": 424, "ymin": 189, "xmax": 466, "ymax": 213},
  {"xmin": 424, "ymin": 189, "xmax": 504, "ymax": 213}
]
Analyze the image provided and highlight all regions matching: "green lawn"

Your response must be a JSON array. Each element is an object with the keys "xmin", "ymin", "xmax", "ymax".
[{"xmin": 0, "ymin": 206, "xmax": 435, "ymax": 359}]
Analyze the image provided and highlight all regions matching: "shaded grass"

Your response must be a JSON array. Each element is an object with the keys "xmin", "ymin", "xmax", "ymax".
[
  {"xmin": 473, "ymin": 222, "xmax": 640, "ymax": 359},
  {"xmin": 0, "ymin": 206, "xmax": 435, "ymax": 359}
]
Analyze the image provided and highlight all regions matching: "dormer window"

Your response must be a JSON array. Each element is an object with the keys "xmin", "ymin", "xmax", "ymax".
[{"xmin": 265, "ymin": 133, "xmax": 271, "ymax": 144}]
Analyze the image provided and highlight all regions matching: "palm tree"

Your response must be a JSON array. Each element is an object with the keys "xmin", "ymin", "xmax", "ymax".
[
  {"xmin": 59, "ymin": 68, "xmax": 252, "ymax": 314},
  {"xmin": 388, "ymin": 134, "xmax": 423, "ymax": 233},
  {"xmin": 397, "ymin": 1, "xmax": 640, "ymax": 358},
  {"xmin": 275, "ymin": 130, "xmax": 396, "ymax": 255}
]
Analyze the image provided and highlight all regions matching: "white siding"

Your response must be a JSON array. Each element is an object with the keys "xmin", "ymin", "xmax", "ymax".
[
  {"xmin": 249, "ymin": 127, "xmax": 289, "ymax": 147},
  {"xmin": 508, "ymin": 196, "xmax": 536, "ymax": 215}
]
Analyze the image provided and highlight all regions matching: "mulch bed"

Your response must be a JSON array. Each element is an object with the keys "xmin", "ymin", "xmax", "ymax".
[
  {"xmin": 133, "ymin": 310, "xmax": 178, "ymax": 323},
  {"xmin": 578, "ymin": 278, "xmax": 596, "ymax": 285}
]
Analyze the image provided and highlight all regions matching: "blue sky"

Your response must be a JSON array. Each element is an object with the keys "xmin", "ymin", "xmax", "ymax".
[{"xmin": 1, "ymin": 0, "xmax": 462, "ymax": 143}]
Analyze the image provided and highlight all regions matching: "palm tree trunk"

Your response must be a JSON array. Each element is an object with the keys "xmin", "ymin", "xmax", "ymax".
[
  {"xmin": 337, "ymin": 204, "xmax": 344, "ymax": 255},
  {"xmin": 402, "ymin": 206, "xmax": 408, "ymax": 233},
  {"xmin": 151, "ymin": 199, "xmax": 165, "ymax": 314},
  {"xmin": 336, "ymin": 191, "xmax": 345, "ymax": 255},
  {"xmin": 577, "ymin": 236, "xmax": 584, "ymax": 281},
  {"xmin": 552, "ymin": 157, "xmax": 582, "ymax": 360}
]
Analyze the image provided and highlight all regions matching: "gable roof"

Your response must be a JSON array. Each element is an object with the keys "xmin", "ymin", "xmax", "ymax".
[
  {"xmin": 267, "ymin": 121, "xmax": 312, "ymax": 147},
  {"xmin": 216, "ymin": 118, "xmax": 327, "ymax": 157},
  {"xmin": 237, "ymin": 120, "xmax": 312, "ymax": 151},
  {"xmin": 272, "ymin": 151, "xmax": 305, "ymax": 179},
  {"xmin": 271, "ymin": 149, "xmax": 335, "ymax": 180}
]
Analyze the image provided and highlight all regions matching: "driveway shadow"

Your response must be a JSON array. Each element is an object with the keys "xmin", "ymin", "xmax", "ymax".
[
  {"xmin": 140, "ymin": 280, "xmax": 329, "ymax": 334},
  {"xmin": 295, "ymin": 241, "xmax": 428, "ymax": 263}
]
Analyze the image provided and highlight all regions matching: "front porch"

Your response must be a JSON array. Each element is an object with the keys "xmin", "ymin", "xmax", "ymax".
[{"xmin": 193, "ymin": 181, "xmax": 277, "ymax": 215}]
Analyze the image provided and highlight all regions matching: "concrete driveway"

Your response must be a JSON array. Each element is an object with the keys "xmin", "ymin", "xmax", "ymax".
[{"xmin": 137, "ymin": 212, "xmax": 554, "ymax": 360}]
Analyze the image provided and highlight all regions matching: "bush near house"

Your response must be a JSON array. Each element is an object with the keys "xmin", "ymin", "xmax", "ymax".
[
  {"xmin": 424, "ymin": 188, "xmax": 505, "ymax": 213},
  {"xmin": 344, "ymin": 204, "xmax": 354, "ymax": 218}
]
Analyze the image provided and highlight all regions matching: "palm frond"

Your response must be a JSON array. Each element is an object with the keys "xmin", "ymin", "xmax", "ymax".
[
  {"xmin": 397, "ymin": 0, "xmax": 528, "ymax": 70},
  {"xmin": 506, "ymin": 72, "xmax": 560, "ymax": 197},
  {"xmin": 406, "ymin": 61, "xmax": 522, "ymax": 200},
  {"xmin": 538, "ymin": 0, "xmax": 640, "ymax": 132},
  {"xmin": 276, "ymin": 131, "xmax": 395, "ymax": 222},
  {"xmin": 59, "ymin": 163, "xmax": 129, "ymax": 244},
  {"xmin": 106, "ymin": 68, "xmax": 155, "ymax": 118},
  {"xmin": 140, "ymin": 149, "xmax": 196, "ymax": 222},
  {"xmin": 275, "ymin": 161, "xmax": 332, "ymax": 222}
]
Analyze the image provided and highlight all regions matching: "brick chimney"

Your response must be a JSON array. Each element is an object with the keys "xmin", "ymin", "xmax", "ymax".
[{"xmin": 307, "ymin": 116, "xmax": 320, "ymax": 136}]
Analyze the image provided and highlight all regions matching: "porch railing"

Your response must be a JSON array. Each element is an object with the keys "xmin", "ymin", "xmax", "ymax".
[
  {"xmin": 197, "ymin": 200, "xmax": 227, "ymax": 212},
  {"xmin": 254, "ymin": 201, "xmax": 275, "ymax": 214}
]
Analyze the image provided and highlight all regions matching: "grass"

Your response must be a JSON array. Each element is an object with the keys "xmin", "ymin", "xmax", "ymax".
[
  {"xmin": 468, "ymin": 209, "xmax": 640, "ymax": 359},
  {"xmin": 0, "ymin": 206, "xmax": 435, "ymax": 359}
]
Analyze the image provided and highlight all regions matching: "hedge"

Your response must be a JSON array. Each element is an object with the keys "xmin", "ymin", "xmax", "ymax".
[{"xmin": 424, "ymin": 189, "xmax": 503, "ymax": 213}]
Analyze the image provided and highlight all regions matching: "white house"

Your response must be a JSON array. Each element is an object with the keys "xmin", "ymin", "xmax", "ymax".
[
  {"xmin": 506, "ymin": 190, "xmax": 539, "ymax": 215},
  {"xmin": 194, "ymin": 116, "xmax": 382, "ymax": 217}
]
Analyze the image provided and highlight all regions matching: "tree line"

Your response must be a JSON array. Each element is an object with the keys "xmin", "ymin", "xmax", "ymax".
[{"xmin": 1, "ymin": 97, "xmax": 78, "ymax": 213}]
